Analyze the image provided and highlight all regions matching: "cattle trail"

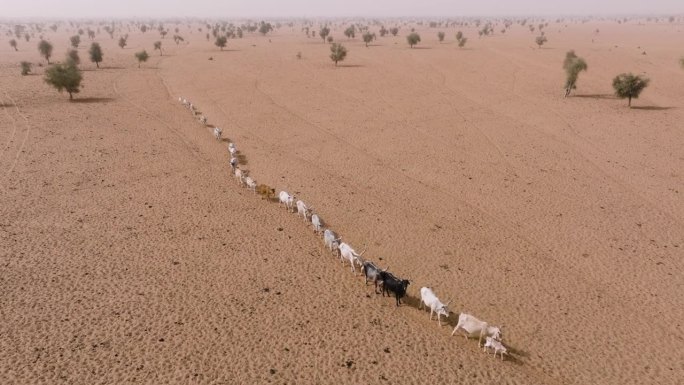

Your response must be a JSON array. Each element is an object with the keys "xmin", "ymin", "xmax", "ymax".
[{"xmin": 1, "ymin": 90, "xmax": 31, "ymax": 186}]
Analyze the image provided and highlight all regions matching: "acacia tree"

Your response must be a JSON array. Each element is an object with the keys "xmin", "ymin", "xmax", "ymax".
[
  {"xmin": 215, "ymin": 36, "xmax": 227, "ymax": 50},
  {"xmin": 563, "ymin": 50, "xmax": 588, "ymax": 97},
  {"xmin": 67, "ymin": 49, "xmax": 80, "ymax": 65},
  {"xmin": 89, "ymin": 42, "xmax": 103, "ymax": 68},
  {"xmin": 10, "ymin": 39, "xmax": 18, "ymax": 51},
  {"xmin": 70, "ymin": 35, "xmax": 80, "ymax": 48},
  {"xmin": 134, "ymin": 50, "xmax": 149, "ymax": 68},
  {"xmin": 38, "ymin": 39, "xmax": 53, "ymax": 64},
  {"xmin": 362, "ymin": 32, "xmax": 375, "ymax": 47},
  {"xmin": 612, "ymin": 73, "xmax": 649, "ymax": 107},
  {"xmin": 344, "ymin": 26, "xmax": 355, "ymax": 39},
  {"xmin": 437, "ymin": 31, "xmax": 445, "ymax": 42},
  {"xmin": 535, "ymin": 35, "xmax": 548, "ymax": 48},
  {"xmin": 329, "ymin": 43, "xmax": 347, "ymax": 66},
  {"xmin": 390, "ymin": 27, "xmax": 399, "ymax": 36},
  {"xmin": 258, "ymin": 22, "xmax": 273, "ymax": 35},
  {"xmin": 20, "ymin": 61, "xmax": 31, "ymax": 75},
  {"xmin": 44, "ymin": 60, "xmax": 82, "ymax": 99},
  {"xmin": 319, "ymin": 26, "xmax": 330, "ymax": 43},
  {"xmin": 154, "ymin": 41, "xmax": 162, "ymax": 55},
  {"xmin": 406, "ymin": 32, "xmax": 421, "ymax": 48}
]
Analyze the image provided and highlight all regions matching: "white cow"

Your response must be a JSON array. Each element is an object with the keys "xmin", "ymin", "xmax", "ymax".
[
  {"xmin": 311, "ymin": 213, "xmax": 322, "ymax": 234},
  {"xmin": 213, "ymin": 127, "xmax": 222, "ymax": 141},
  {"xmin": 323, "ymin": 229, "xmax": 341, "ymax": 255},
  {"xmin": 234, "ymin": 167, "xmax": 244, "ymax": 185},
  {"xmin": 278, "ymin": 191, "xmax": 295, "ymax": 212},
  {"xmin": 199, "ymin": 115, "xmax": 208, "ymax": 125},
  {"xmin": 451, "ymin": 313, "xmax": 503, "ymax": 347},
  {"xmin": 483, "ymin": 336, "xmax": 507, "ymax": 360},
  {"xmin": 178, "ymin": 96, "xmax": 182, "ymax": 103},
  {"xmin": 296, "ymin": 200, "xmax": 312, "ymax": 221},
  {"xmin": 229, "ymin": 156, "xmax": 238, "ymax": 171},
  {"xmin": 244, "ymin": 176, "xmax": 257, "ymax": 193},
  {"xmin": 419, "ymin": 287, "xmax": 451, "ymax": 327},
  {"xmin": 338, "ymin": 242, "xmax": 366, "ymax": 273}
]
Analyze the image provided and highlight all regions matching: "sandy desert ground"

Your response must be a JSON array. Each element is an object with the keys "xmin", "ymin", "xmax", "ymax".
[{"xmin": 1, "ymin": 17, "xmax": 683, "ymax": 385}]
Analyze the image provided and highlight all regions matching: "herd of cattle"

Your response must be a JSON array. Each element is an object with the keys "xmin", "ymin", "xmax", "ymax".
[{"xmin": 178, "ymin": 96, "xmax": 509, "ymax": 361}]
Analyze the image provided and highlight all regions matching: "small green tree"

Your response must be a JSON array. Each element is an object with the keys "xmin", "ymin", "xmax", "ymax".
[
  {"xmin": 563, "ymin": 50, "xmax": 587, "ymax": 97},
  {"xmin": 38, "ymin": 40, "xmax": 53, "ymax": 64},
  {"xmin": 458, "ymin": 37, "xmax": 468, "ymax": 48},
  {"xmin": 612, "ymin": 73, "xmax": 649, "ymax": 107},
  {"xmin": 344, "ymin": 26, "xmax": 356, "ymax": 39},
  {"xmin": 134, "ymin": 50, "xmax": 149, "ymax": 68},
  {"xmin": 89, "ymin": 42, "xmax": 103, "ymax": 68},
  {"xmin": 319, "ymin": 26, "xmax": 330, "ymax": 43},
  {"xmin": 10, "ymin": 39, "xmax": 18, "ymax": 51},
  {"xmin": 362, "ymin": 32, "xmax": 375, "ymax": 47},
  {"xmin": 44, "ymin": 60, "xmax": 82, "ymax": 99},
  {"xmin": 154, "ymin": 41, "xmax": 162, "ymax": 55},
  {"xmin": 330, "ymin": 43, "xmax": 347, "ymax": 66},
  {"xmin": 67, "ymin": 49, "xmax": 80, "ymax": 65},
  {"xmin": 70, "ymin": 35, "xmax": 80, "ymax": 48},
  {"xmin": 259, "ymin": 22, "xmax": 273, "ymax": 35},
  {"xmin": 390, "ymin": 27, "xmax": 399, "ymax": 36},
  {"xmin": 406, "ymin": 32, "xmax": 421, "ymax": 48},
  {"xmin": 437, "ymin": 31, "xmax": 445, "ymax": 42},
  {"xmin": 215, "ymin": 36, "xmax": 227, "ymax": 50},
  {"xmin": 118, "ymin": 36, "xmax": 127, "ymax": 49},
  {"xmin": 535, "ymin": 35, "xmax": 547, "ymax": 48},
  {"xmin": 20, "ymin": 61, "xmax": 32, "ymax": 75}
]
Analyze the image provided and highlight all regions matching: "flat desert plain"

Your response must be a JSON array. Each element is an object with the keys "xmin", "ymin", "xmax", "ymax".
[{"xmin": 1, "ymin": 19, "xmax": 683, "ymax": 385}]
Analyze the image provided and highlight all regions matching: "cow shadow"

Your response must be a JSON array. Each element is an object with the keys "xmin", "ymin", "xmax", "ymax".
[
  {"xmin": 630, "ymin": 106, "xmax": 673, "ymax": 111},
  {"xmin": 572, "ymin": 94, "xmax": 616, "ymax": 99},
  {"xmin": 70, "ymin": 97, "xmax": 116, "ymax": 104}
]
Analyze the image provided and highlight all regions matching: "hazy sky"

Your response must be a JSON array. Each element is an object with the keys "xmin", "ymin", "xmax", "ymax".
[{"xmin": 1, "ymin": 0, "xmax": 682, "ymax": 19}]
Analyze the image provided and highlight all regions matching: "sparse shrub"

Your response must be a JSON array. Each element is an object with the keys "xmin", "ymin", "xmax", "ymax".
[
  {"xmin": 215, "ymin": 36, "xmax": 227, "ymax": 50},
  {"xmin": 89, "ymin": 42, "xmax": 103, "ymax": 68},
  {"xmin": 329, "ymin": 43, "xmax": 347, "ymax": 66},
  {"xmin": 38, "ymin": 39, "xmax": 53, "ymax": 64},
  {"xmin": 535, "ymin": 35, "xmax": 548, "ymax": 48},
  {"xmin": 70, "ymin": 35, "xmax": 80, "ymax": 48},
  {"xmin": 319, "ymin": 26, "xmax": 330, "ymax": 42},
  {"xmin": 379, "ymin": 26, "xmax": 388, "ymax": 37},
  {"xmin": 612, "ymin": 73, "xmax": 649, "ymax": 107},
  {"xmin": 296, "ymin": 51, "xmax": 302, "ymax": 59},
  {"xmin": 437, "ymin": 31, "xmax": 445, "ymax": 42},
  {"xmin": 680, "ymin": 57, "xmax": 684, "ymax": 69},
  {"xmin": 67, "ymin": 48, "xmax": 80, "ymax": 65},
  {"xmin": 563, "ymin": 50, "xmax": 587, "ymax": 97},
  {"xmin": 173, "ymin": 35, "xmax": 184, "ymax": 45},
  {"xmin": 362, "ymin": 32, "xmax": 375, "ymax": 47},
  {"xmin": 456, "ymin": 31, "xmax": 463, "ymax": 41},
  {"xmin": 406, "ymin": 32, "xmax": 421, "ymax": 48},
  {"xmin": 20, "ymin": 61, "xmax": 31, "ymax": 75},
  {"xmin": 118, "ymin": 36, "xmax": 127, "ymax": 49},
  {"xmin": 134, "ymin": 50, "xmax": 149, "ymax": 68},
  {"xmin": 327, "ymin": 35, "xmax": 333, "ymax": 43},
  {"xmin": 140, "ymin": 25, "xmax": 147, "ymax": 33},
  {"xmin": 390, "ymin": 27, "xmax": 399, "ymax": 36},
  {"xmin": 458, "ymin": 37, "xmax": 468, "ymax": 48},
  {"xmin": 10, "ymin": 39, "xmax": 18, "ymax": 51},
  {"xmin": 44, "ymin": 60, "xmax": 82, "ymax": 99},
  {"xmin": 24, "ymin": 33, "xmax": 29, "ymax": 42}
]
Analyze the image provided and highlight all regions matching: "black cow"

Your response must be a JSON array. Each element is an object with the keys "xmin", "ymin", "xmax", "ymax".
[{"xmin": 379, "ymin": 271, "xmax": 410, "ymax": 306}]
